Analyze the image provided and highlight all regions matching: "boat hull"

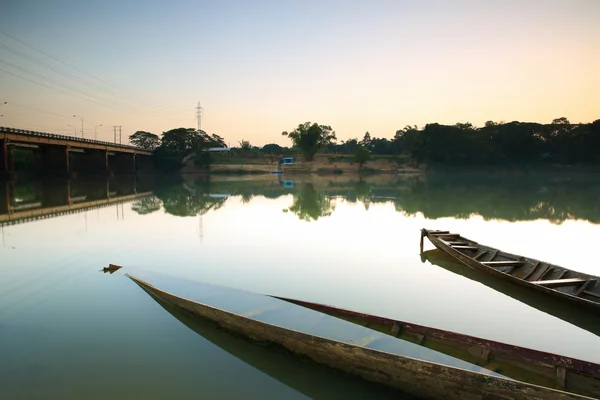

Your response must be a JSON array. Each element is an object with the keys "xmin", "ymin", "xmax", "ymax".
[
  {"xmin": 422, "ymin": 229, "xmax": 600, "ymax": 313},
  {"xmin": 271, "ymin": 294, "xmax": 600, "ymax": 399},
  {"xmin": 127, "ymin": 274, "xmax": 590, "ymax": 400},
  {"xmin": 421, "ymin": 249, "xmax": 600, "ymax": 338}
]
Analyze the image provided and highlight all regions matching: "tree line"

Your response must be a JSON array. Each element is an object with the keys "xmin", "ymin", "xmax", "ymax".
[{"xmin": 130, "ymin": 117, "xmax": 600, "ymax": 170}]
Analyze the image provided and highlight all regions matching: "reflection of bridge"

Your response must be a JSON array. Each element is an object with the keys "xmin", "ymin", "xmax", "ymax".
[
  {"xmin": 0, "ymin": 177, "xmax": 154, "ymax": 226},
  {"xmin": 1, "ymin": 127, "xmax": 154, "ymax": 178}
]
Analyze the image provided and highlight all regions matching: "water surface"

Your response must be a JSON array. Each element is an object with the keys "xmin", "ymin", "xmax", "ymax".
[{"xmin": 2, "ymin": 172, "xmax": 600, "ymax": 398}]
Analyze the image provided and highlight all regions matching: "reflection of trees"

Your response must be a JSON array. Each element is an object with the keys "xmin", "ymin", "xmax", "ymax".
[
  {"xmin": 133, "ymin": 173, "xmax": 600, "ymax": 224},
  {"xmin": 154, "ymin": 179, "xmax": 227, "ymax": 217},
  {"xmin": 131, "ymin": 196, "xmax": 162, "ymax": 215},
  {"xmin": 393, "ymin": 174, "xmax": 600, "ymax": 224},
  {"xmin": 285, "ymin": 183, "xmax": 335, "ymax": 222},
  {"xmin": 354, "ymin": 180, "xmax": 372, "ymax": 210},
  {"xmin": 13, "ymin": 182, "xmax": 40, "ymax": 202}
]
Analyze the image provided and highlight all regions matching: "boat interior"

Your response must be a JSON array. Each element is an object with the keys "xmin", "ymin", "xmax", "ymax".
[{"xmin": 426, "ymin": 230, "xmax": 600, "ymax": 303}]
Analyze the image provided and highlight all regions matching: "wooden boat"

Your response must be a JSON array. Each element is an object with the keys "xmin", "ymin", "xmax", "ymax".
[
  {"xmin": 420, "ymin": 229, "xmax": 600, "ymax": 312},
  {"xmin": 421, "ymin": 249, "xmax": 600, "ymax": 338},
  {"xmin": 146, "ymin": 284, "xmax": 404, "ymax": 399},
  {"xmin": 127, "ymin": 273, "xmax": 594, "ymax": 399},
  {"xmin": 271, "ymin": 295, "xmax": 600, "ymax": 399}
]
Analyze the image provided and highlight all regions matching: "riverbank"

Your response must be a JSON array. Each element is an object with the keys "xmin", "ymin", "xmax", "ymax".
[{"xmin": 181, "ymin": 154, "xmax": 425, "ymax": 176}]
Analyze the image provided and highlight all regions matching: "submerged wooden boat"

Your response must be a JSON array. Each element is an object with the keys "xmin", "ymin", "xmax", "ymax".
[
  {"xmin": 145, "ymin": 284, "xmax": 404, "ymax": 399},
  {"xmin": 127, "ymin": 274, "xmax": 594, "ymax": 399},
  {"xmin": 271, "ymin": 295, "xmax": 600, "ymax": 399},
  {"xmin": 421, "ymin": 249, "xmax": 600, "ymax": 338},
  {"xmin": 421, "ymin": 229, "xmax": 600, "ymax": 312}
]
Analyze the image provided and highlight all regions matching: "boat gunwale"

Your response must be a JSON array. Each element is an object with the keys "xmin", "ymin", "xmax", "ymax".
[
  {"xmin": 269, "ymin": 295, "xmax": 600, "ymax": 379},
  {"xmin": 422, "ymin": 229, "xmax": 600, "ymax": 311},
  {"xmin": 126, "ymin": 273, "xmax": 592, "ymax": 400}
]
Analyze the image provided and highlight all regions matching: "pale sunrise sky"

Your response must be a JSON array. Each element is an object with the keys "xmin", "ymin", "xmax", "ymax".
[{"xmin": 0, "ymin": 0, "xmax": 598, "ymax": 146}]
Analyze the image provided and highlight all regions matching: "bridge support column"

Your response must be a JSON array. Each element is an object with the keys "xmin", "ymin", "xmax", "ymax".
[
  {"xmin": 87, "ymin": 150, "xmax": 108, "ymax": 173},
  {"xmin": 0, "ymin": 181, "xmax": 10, "ymax": 214},
  {"xmin": 41, "ymin": 145, "xmax": 69, "ymax": 175},
  {"xmin": 109, "ymin": 152, "xmax": 135, "ymax": 173},
  {"xmin": 1, "ymin": 140, "xmax": 15, "ymax": 179}
]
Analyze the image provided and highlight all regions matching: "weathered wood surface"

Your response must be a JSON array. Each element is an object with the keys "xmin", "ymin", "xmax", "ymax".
[
  {"xmin": 146, "ymin": 287, "xmax": 409, "ymax": 399},
  {"xmin": 127, "ymin": 274, "xmax": 593, "ymax": 400},
  {"xmin": 421, "ymin": 249, "xmax": 600, "ymax": 340},
  {"xmin": 270, "ymin": 295, "xmax": 600, "ymax": 399},
  {"xmin": 421, "ymin": 229, "xmax": 600, "ymax": 312}
]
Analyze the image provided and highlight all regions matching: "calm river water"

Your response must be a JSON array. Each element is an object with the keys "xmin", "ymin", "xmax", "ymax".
[{"xmin": 1, "ymin": 172, "xmax": 600, "ymax": 399}]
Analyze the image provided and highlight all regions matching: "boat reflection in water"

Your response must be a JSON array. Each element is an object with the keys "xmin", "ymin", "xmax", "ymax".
[
  {"xmin": 146, "ymin": 288, "xmax": 410, "ymax": 400},
  {"xmin": 127, "ymin": 272, "xmax": 597, "ymax": 400},
  {"xmin": 420, "ymin": 249, "xmax": 600, "ymax": 338}
]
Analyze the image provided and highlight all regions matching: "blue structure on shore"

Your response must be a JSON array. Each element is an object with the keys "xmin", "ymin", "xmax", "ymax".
[{"xmin": 272, "ymin": 157, "xmax": 295, "ymax": 174}]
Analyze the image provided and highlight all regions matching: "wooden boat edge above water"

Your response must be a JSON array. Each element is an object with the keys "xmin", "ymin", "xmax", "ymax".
[
  {"xmin": 420, "ymin": 249, "xmax": 600, "ymax": 338},
  {"xmin": 126, "ymin": 273, "xmax": 591, "ymax": 400},
  {"xmin": 270, "ymin": 295, "xmax": 600, "ymax": 399},
  {"xmin": 420, "ymin": 229, "xmax": 600, "ymax": 312}
]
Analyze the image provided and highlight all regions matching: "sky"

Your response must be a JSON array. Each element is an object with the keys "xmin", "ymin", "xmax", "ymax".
[{"xmin": 0, "ymin": 0, "xmax": 599, "ymax": 146}]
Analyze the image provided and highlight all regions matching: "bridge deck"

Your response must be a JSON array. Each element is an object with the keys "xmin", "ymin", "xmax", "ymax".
[{"xmin": 1, "ymin": 127, "xmax": 152, "ymax": 155}]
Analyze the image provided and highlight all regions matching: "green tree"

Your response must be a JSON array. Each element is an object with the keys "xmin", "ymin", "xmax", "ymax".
[
  {"xmin": 211, "ymin": 134, "xmax": 227, "ymax": 148},
  {"xmin": 238, "ymin": 140, "xmax": 252, "ymax": 155},
  {"xmin": 281, "ymin": 122, "xmax": 336, "ymax": 161},
  {"xmin": 193, "ymin": 151, "xmax": 213, "ymax": 170},
  {"xmin": 129, "ymin": 131, "xmax": 160, "ymax": 150},
  {"xmin": 262, "ymin": 143, "xmax": 285, "ymax": 154},
  {"xmin": 360, "ymin": 131, "xmax": 372, "ymax": 148},
  {"xmin": 354, "ymin": 145, "xmax": 371, "ymax": 168}
]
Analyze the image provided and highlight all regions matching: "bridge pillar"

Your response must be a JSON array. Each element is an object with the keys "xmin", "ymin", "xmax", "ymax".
[
  {"xmin": 41, "ymin": 145, "xmax": 69, "ymax": 175},
  {"xmin": 87, "ymin": 150, "xmax": 108, "ymax": 172},
  {"xmin": 0, "ymin": 181, "xmax": 10, "ymax": 214},
  {"xmin": 109, "ymin": 152, "xmax": 135, "ymax": 173},
  {"xmin": 1, "ymin": 140, "xmax": 15, "ymax": 179}
]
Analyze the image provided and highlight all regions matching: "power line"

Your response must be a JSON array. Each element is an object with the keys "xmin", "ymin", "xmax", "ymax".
[
  {"xmin": 0, "ymin": 58, "xmax": 143, "ymax": 112},
  {"xmin": 0, "ymin": 29, "xmax": 188, "ymax": 114},
  {"xmin": 0, "ymin": 66, "xmax": 145, "ymax": 113},
  {"xmin": 5, "ymin": 101, "xmax": 82, "ymax": 121}
]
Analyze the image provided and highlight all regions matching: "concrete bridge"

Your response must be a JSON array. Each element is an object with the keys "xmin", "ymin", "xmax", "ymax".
[
  {"xmin": 0, "ymin": 175, "xmax": 154, "ymax": 226},
  {"xmin": 1, "ymin": 126, "xmax": 154, "ymax": 179}
]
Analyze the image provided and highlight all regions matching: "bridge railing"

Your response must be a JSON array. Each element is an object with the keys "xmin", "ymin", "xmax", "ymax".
[{"xmin": 0, "ymin": 126, "xmax": 147, "ymax": 152}]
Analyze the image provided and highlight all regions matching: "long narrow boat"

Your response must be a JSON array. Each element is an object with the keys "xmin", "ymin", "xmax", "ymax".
[
  {"xmin": 127, "ymin": 274, "xmax": 594, "ymax": 399},
  {"xmin": 144, "ymin": 285, "xmax": 403, "ymax": 399},
  {"xmin": 271, "ymin": 295, "xmax": 600, "ymax": 399},
  {"xmin": 420, "ymin": 229, "xmax": 600, "ymax": 312},
  {"xmin": 421, "ymin": 249, "xmax": 600, "ymax": 338}
]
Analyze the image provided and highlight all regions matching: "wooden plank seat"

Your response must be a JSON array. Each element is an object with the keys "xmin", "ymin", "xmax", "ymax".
[
  {"xmin": 532, "ymin": 278, "xmax": 586, "ymax": 287},
  {"xmin": 582, "ymin": 290, "xmax": 600, "ymax": 299},
  {"xmin": 451, "ymin": 245, "xmax": 478, "ymax": 250},
  {"xmin": 574, "ymin": 280, "xmax": 598, "ymax": 296},
  {"xmin": 480, "ymin": 261, "xmax": 525, "ymax": 266}
]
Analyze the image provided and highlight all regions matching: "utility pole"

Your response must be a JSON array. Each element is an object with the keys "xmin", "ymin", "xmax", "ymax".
[
  {"xmin": 196, "ymin": 101, "xmax": 203, "ymax": 132},
  {"xmin": 113, "ymin": 126, "xmax": 122, "ymax": 144}
]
